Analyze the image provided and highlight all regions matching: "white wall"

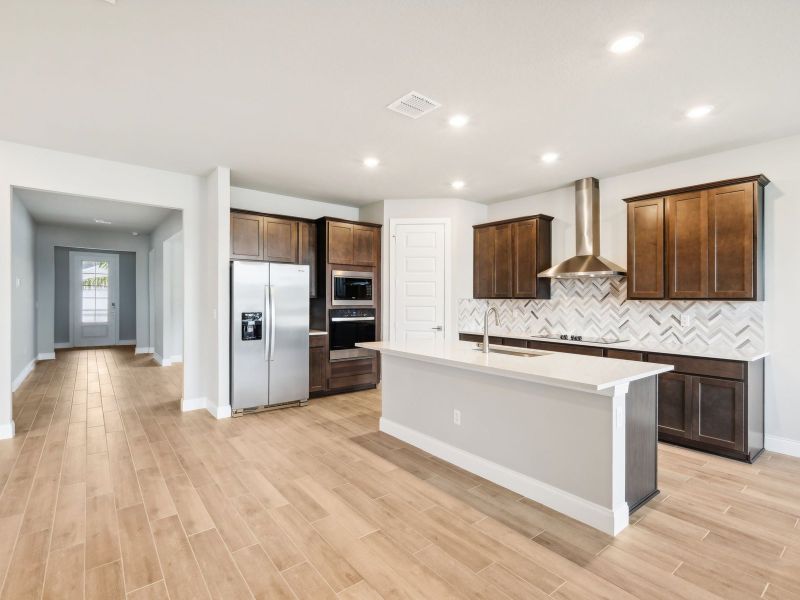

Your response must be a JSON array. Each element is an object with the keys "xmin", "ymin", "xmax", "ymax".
[
  {"xmin": 149, "ymin": 211, "xmax": 183, "ymax": 363},
  {"xmin": 36, "ymin": 225, "xmax": 151, "ymax": 355},
  {"xmin": 361, "ymin": 198, "xmax": 488, "ymax": 341},
  {"xmin": 0, "ymin": 139, "xmax": 228, "ymax": 437},
  {"xmin": 231, "ymin": 186, "xmax": 359, "ymax": 221},
  {"xmin": 10, "ymin": 194, "xmax": 36, "ymax": 388},
  {"xmin": 487, "ymin": 133, "xmax": 800, "ymax": 454},
  {"xmin": 166, "ymin": 232, "xmax": 184, "ymax": 362}
]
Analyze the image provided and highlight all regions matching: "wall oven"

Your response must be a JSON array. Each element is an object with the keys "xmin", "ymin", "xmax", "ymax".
[
  {"xmin": 329, "ymin": 308, "xmax": 376, "ymax": 360},
  {"xmin": 332, "ymin": 270, "xmax": 374, "ymax": 306}
]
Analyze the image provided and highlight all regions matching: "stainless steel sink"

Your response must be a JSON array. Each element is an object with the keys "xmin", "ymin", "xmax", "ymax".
[{"xmin": 473, "ymin": 344, "xmax": 546, "ymax": 358}]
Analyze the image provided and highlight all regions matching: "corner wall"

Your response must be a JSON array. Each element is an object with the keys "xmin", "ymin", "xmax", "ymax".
[
  {"xmin": 231, "ymin": 186, "xmax": 359, "ymax": 220},
  {"xmin": 10, "ymin": 193, "xmax": 36, "ymax": 389}
]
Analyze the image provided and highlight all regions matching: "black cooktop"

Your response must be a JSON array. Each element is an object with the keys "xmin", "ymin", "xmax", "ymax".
[{"xmin": 533, "ymin": 333, "xmax": 628, "ymax": 345}]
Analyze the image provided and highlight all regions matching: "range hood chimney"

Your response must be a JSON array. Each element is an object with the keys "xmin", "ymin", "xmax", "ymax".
[{"xmin": 538, "ymin": 177, "xmax": 626, "ymax": 279}]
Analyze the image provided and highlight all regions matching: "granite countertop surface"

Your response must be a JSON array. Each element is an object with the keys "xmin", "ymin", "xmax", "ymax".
[
  {"xmin": 358, "ymin": 340, "xmax": 673, "ymax": 393},
  {"xmin": 460, "ymin": 330, "xmax": 768, "ymax": 362}
]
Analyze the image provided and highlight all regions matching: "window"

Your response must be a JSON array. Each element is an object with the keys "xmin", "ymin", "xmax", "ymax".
[{"xmin": 81, "ymin": 260, "xmax": 109, "ymax": 323}]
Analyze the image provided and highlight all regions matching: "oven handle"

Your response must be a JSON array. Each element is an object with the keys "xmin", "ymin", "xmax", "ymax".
[{"xmin": 330, "ymin": 317, "xmax": 375, "ymax": 322}]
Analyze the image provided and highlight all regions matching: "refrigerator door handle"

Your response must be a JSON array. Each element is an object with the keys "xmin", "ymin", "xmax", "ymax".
[
  {"xmin": 268, "ymin": 284, "xmax": 276, "ymax": 361},
  {"xmin": 264, "ymin": 285, "xmax": 270, "ymax": 362}
]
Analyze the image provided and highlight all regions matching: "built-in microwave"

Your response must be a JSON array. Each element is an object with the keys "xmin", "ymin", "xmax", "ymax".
[{"xmin": 332, "ymin": 270, "xmax": 374, "ymax": 306}]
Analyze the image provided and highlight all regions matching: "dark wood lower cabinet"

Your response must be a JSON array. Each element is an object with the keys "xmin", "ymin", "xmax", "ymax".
[
  {"xmin": 309, "ymin": 334, "xmax": 327, "ymax": 395},
  {"xmin": 657, "ymin": 372, "xmax": 692, "ymax": 439},
  {"xmin": 328, "ymin": 357, "xmax": 379, "ymax": 392},
  {"xmin": 458, "ymin": 332, "xmax": 764, "ymax": 462}
]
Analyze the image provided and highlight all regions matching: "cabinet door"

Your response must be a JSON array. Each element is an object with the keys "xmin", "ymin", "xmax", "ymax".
[
  {"xmin": 667, "ymin": 191, "xmax": 708, "ymax": 298},
  {"xmin": 692, "ymin": 377, "xmax": 745, "ymax": 452},
  {"xmin": 263, "ymin": 217, "xmax": 298, "ymax": 263},
  {"xmin": 627, "ymin": 198, "xmax": 665, "ymax": 299},
  {"xmin": 230, "ymin": 213, "xmax": 263, "ymax": 260},
  {"xmin": 328, "ymin": 221, "xmax": 354, "ymax": 265},
  {"xmin": 353, "ymin": 225, "xmax": 378, "ymax": 266},
  {"xmin": 493, "ymin": 224, "xmax": 513, "ymax": 298},
  {"xmin": 707, "ymin": 183, "xmax": 755, "ymax": 299},
  {"xmin": 473, "ymin": 227, "xmax": 494, "ymax": 298},
  {"xmin": 309, "ymin": 345, "xmax": 327, "ymax": 393},
  {"xmin": 658, "ymin": 372, "xmax": 692, "ymax": 439},
  {"xmin": 298, "ymin": 221, "xmax": 317, "ymax": 298},
  {"xmin": 512, "ymin": 219, "xmax": 539, "ymax": 298}
]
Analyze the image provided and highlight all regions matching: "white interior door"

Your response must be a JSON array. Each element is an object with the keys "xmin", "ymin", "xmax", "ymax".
[
  {"xmin": 392, "ymin": 221, "xmax": 447, "ymax": 343},
  {"xmin": 71, "ymin": 252, "xmax": 119, "ymax": 347}
]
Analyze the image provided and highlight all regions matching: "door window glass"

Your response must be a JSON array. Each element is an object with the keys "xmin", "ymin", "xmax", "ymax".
[{"xmin": 81, "ymin": 260, "xmax": 109, "ymax": 323}]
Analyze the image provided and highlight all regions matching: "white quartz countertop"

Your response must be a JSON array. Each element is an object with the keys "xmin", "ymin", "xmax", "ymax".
[
  {"xmin": 309, "ymin": 330, "xmax": 328, "ymax": 336},
  {"xmin": 460, "ymin": 331, "xmax": 768, "ymax": 362},
  {"xmin": 358, "ymin": 340, "xmax": 673, "ymax": 394}
]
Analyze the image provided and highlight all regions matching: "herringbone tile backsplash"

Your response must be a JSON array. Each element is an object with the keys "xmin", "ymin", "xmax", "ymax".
[{"xmin": 459, "ymin": 278, "xmax": 765, "ymax": 351}]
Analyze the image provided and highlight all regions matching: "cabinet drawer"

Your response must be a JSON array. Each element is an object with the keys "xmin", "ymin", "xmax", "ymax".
[
  {"xmin": 606, "ymin": 349, "xmax": 645, "ymax": 361},
  {"xmin": 330, "ymin": 357, "xmax": 375, "ymax": 378},
  {"xmin": 458, "ymin": 333, "xmax": 503, "ymax": 345},
  {"xmin": 309, "ymin": 334, "xmax": 327, "ymax": 348},
  {"xmin": 649, "ymin": 353, "xmax": 744, "ymax": 380},
  {"xmin": 502, "ymin": 337, "xmax": 528, "ymax": 348},
  {"xmin": 527, "ymin": 340, "xmax": 604, "ymax": 356}
]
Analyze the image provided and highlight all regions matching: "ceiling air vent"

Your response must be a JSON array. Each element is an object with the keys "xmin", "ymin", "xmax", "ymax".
[{"xmin": 386, "ymin": 91, "xmax": 441, "ymax": 119}]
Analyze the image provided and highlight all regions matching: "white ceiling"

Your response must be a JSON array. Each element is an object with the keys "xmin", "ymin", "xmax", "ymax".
[
  {"xmin": 16, "ymin": 188, "xmax": 175, "ymax": 233},
  {"xmin": 1, "ymin": 1, "xmax": 798, "ymax": 206}
]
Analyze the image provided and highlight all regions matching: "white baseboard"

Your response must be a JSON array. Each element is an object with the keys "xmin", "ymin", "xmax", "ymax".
[
  {"xmin": 37, "ymin": 352, "xmax": 56, "ymax": 361},
  {"xmin": 380, "ymin": 417, "xmax": 626, "ymax": 536},
  {"xmin": 765, "ymin": 435, "xmax": 800, "ymax": 458},
  {"xmin": 0, "ymin": 421, "xmax": 15, "ymax": 439},
  {"xmin": 12, "ymin": 359, "xmax": 36, "ymax": 392},
  {"xmin": 135, "ymin": 346, "xmax": 154, "ymax": 355},
  {"xmin": 54, "ymin": 342, "xmax": 73, "ymax": 349},
  {"xmin": 182, "ymin": 396, "xmax": 207, "ymax": 412},
  {"xmin": 153, "ymin": 353, "xmax": 172, "ymax": 367},
  {"xmin": 118, "ymin": 339, "xmax": 137, "ymax": 346},
  {"xmin": 169, "ymin": 355, "xmax": 183, "ymax": 364},
  {"xmin": 206, "ymin": 401, "xmax": 232, "ymax": 420}
]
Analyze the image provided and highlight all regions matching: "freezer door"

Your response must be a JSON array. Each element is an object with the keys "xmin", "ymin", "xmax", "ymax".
[
  {"xmin": 268, "ymin": 263, "xmax": 310, "ymax": 404},
  {"xmin": 231, "ymin": 261, "xmax": 271, "ymax": 411}
]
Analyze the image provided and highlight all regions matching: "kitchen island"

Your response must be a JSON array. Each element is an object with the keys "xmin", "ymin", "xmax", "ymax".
[{"xmin": 357, "ymin": 340, "xmax": 673, "ymax": 535}]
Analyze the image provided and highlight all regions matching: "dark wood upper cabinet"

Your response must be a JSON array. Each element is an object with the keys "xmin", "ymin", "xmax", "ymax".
[
  {"xmin": 667, "ymin": 190, "xmax": 708, "ymax": 298},
  {"xmin": 625, "ymin": 175, "xmax": 767, "ymax": 301},
  {"xmin": 263, "ymin": 216, "xmax": 298, "ymax": 263},
  {"xmin": 473, "ymin": 215, "xmax": 552, "ymax": 299},
  {"xmin": 626, "ymin": 198, "xmax": 665, "ymax": 299},
  {"xmin": 230, "ymin": 212, "xmax": 264, "ymax": 260},
  {"xmin": 298, "ymin": 221, "xmax": 317, "ymax": 298},
  {"xmin": 493, "ymin": 223, "xmax": 513, "ymax": 298},
  {"xmin": 327, "ymin": 221, "xmax": 354, "ymax": 265},
  {"xmin": 707, "ymin": 182, "xmax": 755, "ymax": 299},
  {"xmin": 353, "ymin": 225, "xmax": 378, "ymax": 266}
]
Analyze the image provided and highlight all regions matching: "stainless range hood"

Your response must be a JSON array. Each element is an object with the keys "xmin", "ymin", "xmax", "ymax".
[{"xmin": 538, "ymin": 177, "xmax": 626, "ymax": 279}]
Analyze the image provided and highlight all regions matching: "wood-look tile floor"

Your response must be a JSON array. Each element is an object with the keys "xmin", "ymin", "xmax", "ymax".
[{"xmin": 2, "ymin": 347, "xmax": 800, "ymax": 599}]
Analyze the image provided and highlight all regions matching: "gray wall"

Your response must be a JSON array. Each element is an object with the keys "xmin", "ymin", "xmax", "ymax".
[
  {"xmin": 36, "ymin": 224, "xmax": 151, "ymax": 354},
  {"xmin": 53, "ymin": 247, "xmax": 137, "ymax": 344},
  {"xmin": 10, "ymin": 193, "xmax": 36, "ymax": 383}
]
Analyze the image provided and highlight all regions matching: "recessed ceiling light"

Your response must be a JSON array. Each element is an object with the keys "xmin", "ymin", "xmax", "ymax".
[
  {"xmin": 448, "ymin": 114, "xmax": 470, "ymax": 128},
  {"xmin": 541, "ymin": 152, "xmax": 559, "ymax": 164},
  {"xmin": 94, "ymin": 218, "xmax": 112, "ymax": 225},
  {"xmin": 451, "ymin": 180, "xmax": 465, "ymax": 190},
  {"xmin": 363, "ymin": 157, "xmax": 380, "ymax": 168},
  {"xmin": 609, "ymin": 32, "xmax": 644, "ymax": 54},
  {"xmin": 686, "ymin": 104, "xmax": 714, "ymax": 119}
]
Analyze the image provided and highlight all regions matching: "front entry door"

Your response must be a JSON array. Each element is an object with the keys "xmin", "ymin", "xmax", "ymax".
[
  {"xmin": 71, "ymin": 252, "xmax": 119, "ymax": 347},
  {"xmin": 392, "ymin": 221, "xmax": 447, "ymax": 343}
]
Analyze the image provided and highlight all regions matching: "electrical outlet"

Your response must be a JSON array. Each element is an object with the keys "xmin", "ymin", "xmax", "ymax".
[
  {"xmin": 680, "ymin": 313, "xmax": 693, "ymax": 328},
  {"xmin": 453, "ymin": 409, "xmax": 461, "ymax": 426}
]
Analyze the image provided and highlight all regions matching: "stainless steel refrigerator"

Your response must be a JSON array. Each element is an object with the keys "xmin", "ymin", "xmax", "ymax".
[{"xmin": 230, "ymin": 261, "xmax": 309, "ymax": 414}]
